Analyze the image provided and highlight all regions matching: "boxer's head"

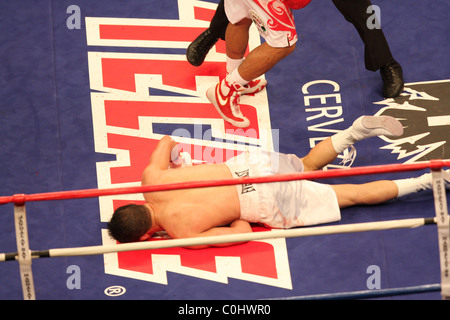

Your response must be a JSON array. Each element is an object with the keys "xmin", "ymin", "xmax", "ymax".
[{"xmin": 108, "ymin": 204, "xmax": 152, "ymax": 243}]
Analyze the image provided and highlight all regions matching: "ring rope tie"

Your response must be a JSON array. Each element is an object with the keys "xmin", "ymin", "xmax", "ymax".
[{"xmin": 431, "ymin": 168, "xmax": 450, "ymax": 299}]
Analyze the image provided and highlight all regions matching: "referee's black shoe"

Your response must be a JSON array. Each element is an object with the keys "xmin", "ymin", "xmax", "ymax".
[
  {"xmin": 380, "ymin": 59, "xmax": 404, "ymax": 98},
  {"xmin": 186, "ymin": 29, "xmax": 218, "ymax": 67}
]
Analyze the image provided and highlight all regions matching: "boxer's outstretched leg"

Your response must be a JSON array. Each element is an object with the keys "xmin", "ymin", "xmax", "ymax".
[{"xmin": 301, "ymin": 116, "xmax": 403, "ymax": 171}]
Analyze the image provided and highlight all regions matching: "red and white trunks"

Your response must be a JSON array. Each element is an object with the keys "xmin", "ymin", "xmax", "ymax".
[{"xmin": 225, "ymin": 0, "xmax": 298, "ymax": 47}]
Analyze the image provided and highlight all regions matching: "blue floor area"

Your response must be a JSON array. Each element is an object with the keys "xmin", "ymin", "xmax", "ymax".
[{"xmin": 0, "ymin": 0, "xmax": 449, "ymax": 300}]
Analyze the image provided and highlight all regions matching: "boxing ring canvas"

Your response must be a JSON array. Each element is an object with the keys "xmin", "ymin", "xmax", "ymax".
[{"xmin": 0, "ymin": 0, "xmax": 449, "ymax": 300}]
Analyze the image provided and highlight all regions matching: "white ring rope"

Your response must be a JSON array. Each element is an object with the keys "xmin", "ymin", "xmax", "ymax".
[{"xmin": 1, "ymin": 217, "xmax": 436, "ymax": 261}]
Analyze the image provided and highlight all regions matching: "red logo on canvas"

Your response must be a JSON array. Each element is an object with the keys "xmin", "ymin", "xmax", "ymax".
[{"xmin": 87, "ymin": 0, "xmax": 291, "ymax": 288}]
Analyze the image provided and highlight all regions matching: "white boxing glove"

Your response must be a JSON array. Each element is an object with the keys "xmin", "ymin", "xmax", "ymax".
[
  {"xmin": 170, "ymin": 144, "xmax": 182, "ymax": 165},
  {"xmin": 170, "ymin": 144, "xmax": 192, "ymax": 167},
  {"xmin": 179, "ymin": 152, "xmax": 193, "ymax": 167}
]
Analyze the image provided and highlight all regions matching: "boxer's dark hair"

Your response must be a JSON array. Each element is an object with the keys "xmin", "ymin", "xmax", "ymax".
[{"xmin": 107, "ymin": 204, "xmax": 152, "ymax": 243}]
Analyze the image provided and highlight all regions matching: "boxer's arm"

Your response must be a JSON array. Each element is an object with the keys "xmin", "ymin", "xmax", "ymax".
[
  {"xmin": 141, "ymin": 136, "xmax": 179, "ymax": 184},
  {"xmin": 147, "ymin": 135, "xmax": 179, "ymax": 171},
  {"xmin": 183, "ymin": 220, "xmax": 253, "ymax": 249}
]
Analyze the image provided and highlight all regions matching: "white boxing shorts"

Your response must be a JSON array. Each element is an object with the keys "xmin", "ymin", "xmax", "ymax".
[
  {"xmin": 225, "ymin": 150, "xmax": 341, "ymax": 229},
  {"xmin": 224, "ymin": 0, "xmax": 298, "ymax": 47}
]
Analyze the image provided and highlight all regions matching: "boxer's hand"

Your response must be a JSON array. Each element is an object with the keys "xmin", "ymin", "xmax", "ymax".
[
  {"xmin": 169, "ymin": 145, "xmax": 192, "ymax": 168},
  {"xmin": 169, "ymin": 144, "xmax": 182, "ymax": 168}
]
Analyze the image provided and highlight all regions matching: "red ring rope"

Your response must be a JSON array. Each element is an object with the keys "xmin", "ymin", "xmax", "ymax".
[{"xmin": 1, "ymin": 159, "xmax": 449, "ymax": 205}]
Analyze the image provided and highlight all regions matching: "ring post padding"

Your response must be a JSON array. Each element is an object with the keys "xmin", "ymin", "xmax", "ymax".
[
  {"xmin": 431, "ymin": 168, "xmax": 450, "ymax": 300},
  {"xmin": 14, "ymin": 203, "xmax": 36, "ymax": 300}
]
